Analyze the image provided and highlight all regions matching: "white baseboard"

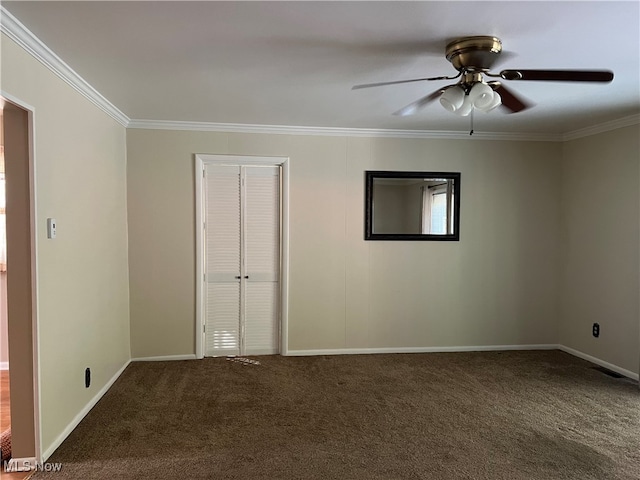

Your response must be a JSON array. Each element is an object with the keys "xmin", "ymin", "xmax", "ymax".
[
  {"xmin": 41, "ymin": 359, "xmax": 131, "ymax": 461},
  {"xmin": 558, "ymin": 345, "xmax": 639, "ymax": 381},
  {"xmin": 131, "ymin": 354, "xmax": 197, "ymax": 362},
  {"xmin": 286, "ymin": 345, "xmax": 639, "ymax": 381},
  {"xmin": 0, "ymin": 361, "xmax": 8, "ymax": 370},
  {"xmin": 4, "ymin": 457, "xmax": 38, "ymax": 472},
  {"xmin": 286, "ymin": 344, "xmax": 559, "ymax": 357}
]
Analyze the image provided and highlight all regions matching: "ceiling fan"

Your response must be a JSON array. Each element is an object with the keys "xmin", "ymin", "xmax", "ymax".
[{"xmin": 352, "ymin": 36, "xmax": 614, "ymax": 117}]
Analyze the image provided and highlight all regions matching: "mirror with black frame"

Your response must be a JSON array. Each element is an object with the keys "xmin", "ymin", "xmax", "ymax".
[{"xmin": 365, "ymin": 171, "xmax": 460, "ymax": 241}]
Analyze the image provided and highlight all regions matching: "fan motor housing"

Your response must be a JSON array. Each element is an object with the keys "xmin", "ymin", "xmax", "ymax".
[{"xmin": 445, "ymin": 36, "xmax": 502, "ymax": 72}]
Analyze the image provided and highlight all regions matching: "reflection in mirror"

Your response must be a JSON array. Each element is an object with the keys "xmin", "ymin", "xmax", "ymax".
[{"xmin": 365, "ymin": 171, "xmax": 460, "ymax": 241}]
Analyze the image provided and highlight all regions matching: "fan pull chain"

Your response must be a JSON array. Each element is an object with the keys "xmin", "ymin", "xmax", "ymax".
[{"xmin": 469, "ymin": 108, "xmax": 474, "ymax": 136}]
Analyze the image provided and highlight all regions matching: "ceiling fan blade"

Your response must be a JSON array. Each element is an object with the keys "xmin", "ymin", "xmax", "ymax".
[
  {"xmin": 494, "ymin": 84, "xmax": 531, "ymax": 113},
  {"xmin": 352, "ymin": 74, "xmax": 457, "ymax": 90},
  {"xmin": 392, "ymin": 87, "xmax": 452, "ymax": 116},
  {"xmin": 500, "ymin": 69, "xmax": 614, "ymax": 82}
]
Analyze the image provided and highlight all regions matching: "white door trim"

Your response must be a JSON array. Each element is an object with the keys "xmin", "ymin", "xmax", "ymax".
[{"xmin": 194, "ymin": 154, "xmax": 290, "ymax": 358}]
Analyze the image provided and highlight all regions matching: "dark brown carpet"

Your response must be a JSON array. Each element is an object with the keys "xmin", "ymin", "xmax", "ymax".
[{"xmin": 34, "ymin": 351, "xmax": 639, "ymax": 479}]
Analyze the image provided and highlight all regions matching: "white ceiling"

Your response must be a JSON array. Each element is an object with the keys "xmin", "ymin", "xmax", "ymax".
[{"xmin": 3, "ymin": 1, "xmax": 640, "ymax": 135}]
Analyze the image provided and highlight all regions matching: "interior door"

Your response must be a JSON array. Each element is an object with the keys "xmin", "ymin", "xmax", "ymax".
[{"xmin": 203, "ymin": 164, "xmax": 280, "ymax": 357}]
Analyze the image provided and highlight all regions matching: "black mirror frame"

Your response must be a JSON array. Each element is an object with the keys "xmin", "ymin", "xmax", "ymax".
[{"xmin": 365, "ymin": 170, "xmax": 461, "ymax": 241}]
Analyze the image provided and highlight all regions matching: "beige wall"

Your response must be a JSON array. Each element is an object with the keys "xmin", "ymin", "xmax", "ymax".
[
  {"xmin": 127, "ymin": 129, "xmax": 562, "ymax": 356},
  {"xmin": 559, "ymin": 125, "xmax": 640, "ymax": 374},
  {"xmin": 1, "ymin": 34, "xmax": 131, "ymax": 456}
]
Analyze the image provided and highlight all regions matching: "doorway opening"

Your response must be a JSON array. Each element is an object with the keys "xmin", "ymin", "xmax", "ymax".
[{"xmin": 0, "ymin": 94, "xmax": 41, "ymax": 476}]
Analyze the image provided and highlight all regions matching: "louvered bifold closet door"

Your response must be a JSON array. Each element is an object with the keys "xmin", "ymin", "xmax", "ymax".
[
  {"xmin": 243, "ymin": 166, "xmax": 280, "ymax": 355},
  {"xmin": 204, "ymin": 165, "xmax": 241, "ymax": 357}
]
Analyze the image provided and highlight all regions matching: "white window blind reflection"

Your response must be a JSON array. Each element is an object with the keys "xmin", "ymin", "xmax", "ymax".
[{"xmin": 430, "ymin": 192, "xmax": 447, "ymax": 234}]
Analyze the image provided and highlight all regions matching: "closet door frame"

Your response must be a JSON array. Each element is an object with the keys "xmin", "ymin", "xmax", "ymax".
[{"xmin": 195, "ymin": 154, "xmax": 290, "ymax": 359}]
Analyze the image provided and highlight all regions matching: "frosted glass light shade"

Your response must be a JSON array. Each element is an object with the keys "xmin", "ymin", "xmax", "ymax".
[
  {"xmin": 469, "ymin": 82, "xmax": 495, "ymax": 109},
  {"xmin": 439, "ymin": 87, "xmax": 465, "ymax": 112},
  {"xmin": 455, "ymin": 95, "xmax": 473, "ymax": 116},
  {"xmin": 482, "ymin": 91, "xmax": 502, "ymax": 112}
]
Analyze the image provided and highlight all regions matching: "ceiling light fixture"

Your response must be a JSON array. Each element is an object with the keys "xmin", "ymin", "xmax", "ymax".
[{"xmin": 439, "ymin": 80, "xmax": 502, "ymax": 117}]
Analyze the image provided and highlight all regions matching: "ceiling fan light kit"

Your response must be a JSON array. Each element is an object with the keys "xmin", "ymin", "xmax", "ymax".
[
  {"xmin": 440, "ymin": 86, "xmax": 465, "ymax": 112},
  {"xmin": 469, "ymin": 82, "xmax": 495, "ymax": 109},
  {"xmin": 439, "ymin": 82, "xmax": 502, "ymax": 117},
  {"xmin": 353, "ymin": 35, "xmax": 614, "ymax": 121},
  {"xmin": 455, "ymin": 95, "xmax": 474, "ymax": 117},
  {"xmin": 483, "ymin": 89, "xmax": 503, "ymax": 112}
]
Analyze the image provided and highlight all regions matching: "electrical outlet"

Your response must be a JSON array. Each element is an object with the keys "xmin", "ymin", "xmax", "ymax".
[
  {"xmin": 85, "ymin": 368, "xmax": 91, "ymax": 388},
  {"xmin": 592, "ymin": 323, "xmax": 600, "ymax": 338}
]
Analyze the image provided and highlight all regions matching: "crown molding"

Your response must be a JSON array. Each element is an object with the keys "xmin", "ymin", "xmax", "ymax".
[
  {"xmin": 562, "ymin": 113, "xmax": 640, "ymax": 141},
  {"xmin": 0, "ymin": 6, "xmax": 129, "ymax": 127},
  {"xmin": 127, "ymin": 119, "xmax": 563, "ymax": 142}
]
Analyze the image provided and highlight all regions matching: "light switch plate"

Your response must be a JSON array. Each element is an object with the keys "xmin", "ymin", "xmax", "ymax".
[{"xmin": 47, "ymin": 218, "xmax": 56, "ymax": 239}]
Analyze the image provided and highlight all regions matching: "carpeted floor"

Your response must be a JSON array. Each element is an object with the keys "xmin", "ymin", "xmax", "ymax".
[{"xmin": 34, "ymin": 351, "xmax": 639, "ymax": 479}]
